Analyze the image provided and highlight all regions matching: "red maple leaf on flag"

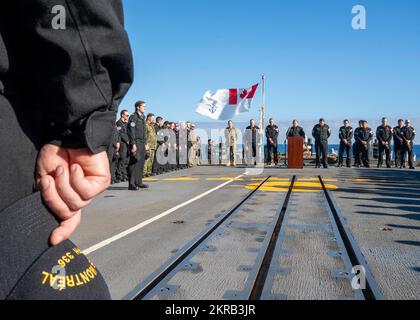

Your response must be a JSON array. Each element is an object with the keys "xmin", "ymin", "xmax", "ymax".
[
  {"xmin": 240, "ymin": 84, "xmax": 258, "ymax": 99},
  {"xmin": 229, "ymin": 84, "xmax": 259, "ymax": 105}
]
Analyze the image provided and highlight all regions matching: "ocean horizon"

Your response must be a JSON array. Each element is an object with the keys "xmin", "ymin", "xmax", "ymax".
[
  {"xmin": 200, "ymin": 144, "xmax": 420, "ymax": 161},
  {"xmin": 280, "ymin": 144, "xmax": 420, "ymax": 160}
]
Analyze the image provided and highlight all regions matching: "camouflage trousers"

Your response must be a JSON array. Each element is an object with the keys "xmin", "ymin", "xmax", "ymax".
[{"xmin": 144, "ymin": 149, "xmax": 156, "ymax": 176}]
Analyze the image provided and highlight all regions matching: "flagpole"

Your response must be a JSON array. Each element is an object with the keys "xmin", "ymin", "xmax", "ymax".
[{"xmin": 259, "ymin": 75, "xmax": 266, "ymax": 130}]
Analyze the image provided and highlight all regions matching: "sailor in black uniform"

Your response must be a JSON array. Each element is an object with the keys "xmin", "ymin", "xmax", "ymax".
[
  {"xmin": 0, "ymin": 0, "xmax": 133, "ymax": 299},
  {"xmin": 128, "ymin": 101, "xmax": 150, "ymax": 191},
  {"xmin": 312, "ymin": 118, "xmax": 331, "ymax": 169},
  {"xmin": 338, "ymin": 120, "xmax": 353, "ymax": 167},
  {"xmin": 393, "ymin": 119, "xmax": 405, "ymax": 168},
  {"xmin": 402, "ymin": 119, "xmax": 416, "ymax": 169},
  {"xmin": 376, "ymin": 117, "xmax": 393, "ymax": 168},
  {"xmin": 355, "ymin": 120, "xmax": 373, "ymax": 168}
]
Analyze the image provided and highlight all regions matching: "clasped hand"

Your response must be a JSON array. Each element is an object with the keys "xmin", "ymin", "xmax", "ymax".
[{"xmin": 37, "ymin": 145, "xmax": 111, "ymax": 246}]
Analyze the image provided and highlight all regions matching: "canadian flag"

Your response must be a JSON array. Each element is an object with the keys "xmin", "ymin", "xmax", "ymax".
[{"xmin": 196, "ymin": 84, "xmax": 259, "ymax": 120}]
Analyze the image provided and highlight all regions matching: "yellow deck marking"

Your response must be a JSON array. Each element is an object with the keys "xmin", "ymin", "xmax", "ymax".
[
  {"xmin": 298, "ymin": 178, "xmax": 338, "ymax": 182},
  {"xmin": 249, "ymin": 177, "xmax": 289, "ymax": 181},
  {"xmin": 245, "ymin": 181, "xmax": 338, "ymax": 193},
  {"xmin": 140, "ymin": 177, "xmax": 361, "ymax": 185},
  {"xmin": 163, "ymin": 177, "xmax": 200, "ymax": 181},
  {"xmin": 206, "ymin": 177, "xmax": 245, "ymax": 181},
  {"xmin": 350, "ymin": 179, "xmax": 373, "ymax": 183}
]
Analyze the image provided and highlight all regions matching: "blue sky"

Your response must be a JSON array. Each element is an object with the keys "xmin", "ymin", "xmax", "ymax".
[{"xmin": 121, "ymin": 0, "xmax": 420, "ymax": 124}]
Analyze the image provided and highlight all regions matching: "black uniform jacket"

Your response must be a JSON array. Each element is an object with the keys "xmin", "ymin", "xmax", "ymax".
[
  {"xmin": 393, "ymin": 126, "xmax": 404, "ymax": 146},
  {"xmin": 108, "ymin": 126, "xmax": 121, "ymax": 161},
  {"xmin": 312, "ymin": 124, "xmax": 331, "ymax": 143},
  {"xmin": 339, "ymin": 126, "xmax": 354, "ymax": 143},
  {"xmin": 266, "ymin": 125, "xmax": 279, "ymax": 143},
  {"xmin": 116, "ymin": 119, "xmax": 130, "ymax": 145},
  {"xmin": 356, "ymin": 128, "xmax": 374, "ymax": 144},
  {"xmin": 376, "ymin": 125, "xmax": 393, "ymax": 144},
  {"xmin": 0, "ymin": 0, "xmax": 133, "ymax": 300},
  {"xmin": 402, "ymin": 126, "xmax": 416, "ymax": 143},
  {"xmin": 0, "ymin": 0, "xmax": 134, "ymax": 154},
  {"xmin": 286, "ymin": 126, "xmax": 305, "ymax": 138},
  {"xmin": 128, "ymin": 112, "xmax": 146, "ymax": 146}
]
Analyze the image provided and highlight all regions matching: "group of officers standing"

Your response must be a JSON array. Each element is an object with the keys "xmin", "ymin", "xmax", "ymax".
[
  {"xmin": 109, "ymin": 108, "xmax": 417, "ymax": 183},
  {"xmin": 335, "ymin": 117, "xmax": 415, "ymax": 169},
  {"xmin": 225, "ymin": 117, "xmax": 416, "ymax": 169},
  {"xmin": 108, "ymin": 101, "xmax": 200, "ymax": 191}
]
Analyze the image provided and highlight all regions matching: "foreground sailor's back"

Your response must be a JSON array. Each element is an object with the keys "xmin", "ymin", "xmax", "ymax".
[{"xmin": 0, "ymin": 0, "xmax": 133, "ymax": 299}]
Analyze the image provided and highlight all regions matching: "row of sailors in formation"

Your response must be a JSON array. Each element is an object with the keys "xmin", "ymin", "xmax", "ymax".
[
  {"xmin": 109, "ymin": 105, "xmax": 416, "ymax": 188},
  {"xmin": 222, "ymin": 117, "xmax": 416, "ymax": 169},
  {"xmin": 108, "ymin": 102, "xmax": 202, "ymax": 188}
]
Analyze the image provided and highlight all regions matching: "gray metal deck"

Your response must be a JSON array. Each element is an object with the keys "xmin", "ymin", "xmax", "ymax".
[{"xmin": 71, "ymin": 166, "xmax": 420, "ymax": 300}]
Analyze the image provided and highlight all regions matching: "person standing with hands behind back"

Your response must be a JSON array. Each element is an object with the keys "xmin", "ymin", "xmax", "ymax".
[
  {"xmin": 128, "ymin": 101, "xmax": 149, "ymax": 191},
  {"xmin": 376, "ymin": 117, "xmax": 393, "ymax": 168},
  {"xmin": 355, "ymin": 120, "xmax": 373, "ymax": 168},
  {"xmin": 116, "ymin": 110, "xmax": 130, "ymax": 182},
  {"xmin": 338, "ymin": 119, "xmax": 353, "ymax": 168},
  {"xmin": 266, "ymin": 118, "xmax": 279, "ymax": 166},
  {"xmin": 0, "ymin": 0, "xmax": 133, "ymax": 300},
  {"xmin": 402, "ymin": 119, "xmax": 416, "ymax": 169},
  {"xmin": 393, "ymin": 119, "xmax": 405, "ymax": 168},
  {"xmin": 225, "ymin": 120, "xmax": 238, "ymax": 167},
  {"xmin": 312, "ymin": 118, "xmax": 331, "ymax": 169}
]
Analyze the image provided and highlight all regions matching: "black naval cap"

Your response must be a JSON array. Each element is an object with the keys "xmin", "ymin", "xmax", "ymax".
[{"xmin": 0, "ymin": 192, "xmax": 111, "ymax": 300}]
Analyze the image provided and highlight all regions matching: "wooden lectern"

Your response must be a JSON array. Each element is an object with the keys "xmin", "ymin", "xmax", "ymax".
[{"xmin": 288, "ymin": 136, "xmax": 304, "ymax": 169}]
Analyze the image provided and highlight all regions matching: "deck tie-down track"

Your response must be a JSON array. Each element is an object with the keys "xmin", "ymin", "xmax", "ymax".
[{"xmin": 125, "ymin": 176, "xmax": 383, "ymax": 300}]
